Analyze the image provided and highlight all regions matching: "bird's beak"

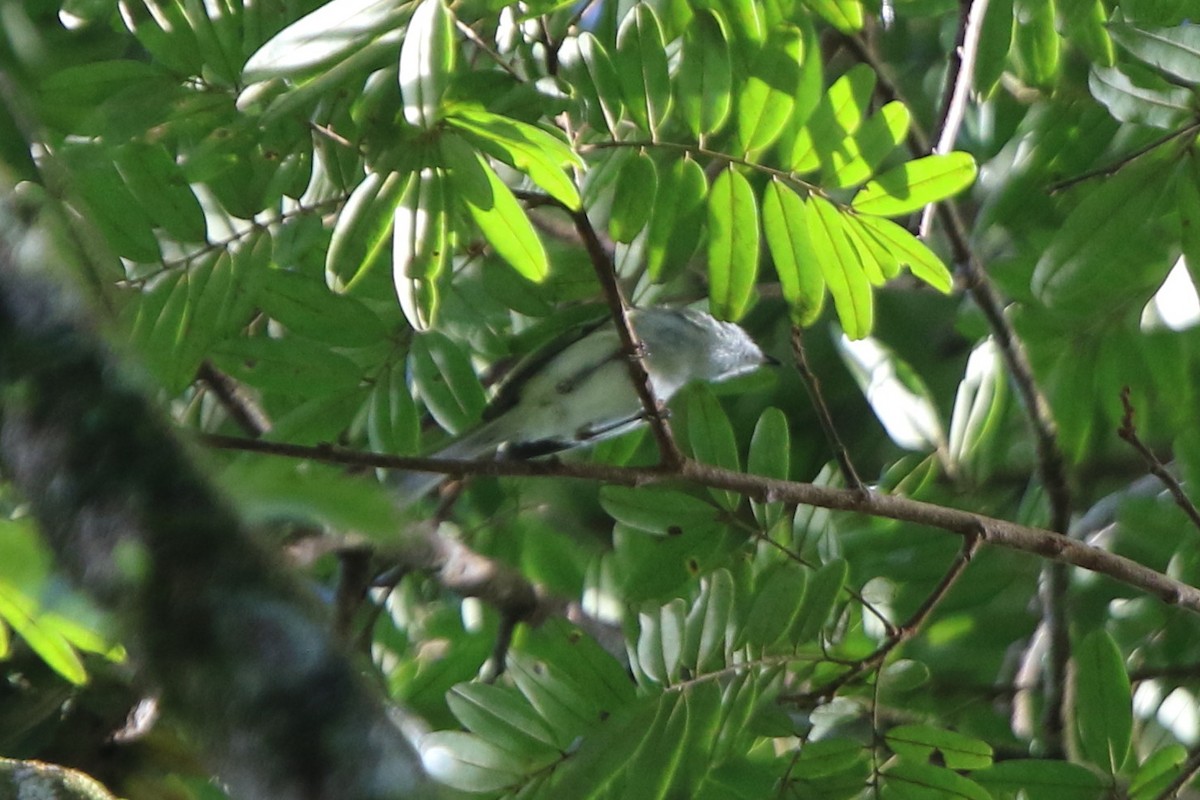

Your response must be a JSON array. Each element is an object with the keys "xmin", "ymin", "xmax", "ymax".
[{"xmin": 762, "ymin": 353, "xmax": 781, "ymax": 366}]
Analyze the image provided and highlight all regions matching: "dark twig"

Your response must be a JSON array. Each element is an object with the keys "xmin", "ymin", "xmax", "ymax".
[
  {"xmin": 788, "ymin": 531, "xmax": 982, "ymax": 703},
  {"xmin": 1119, "ymin": 387, "xmax": 1200, "ymax": 533},
  {"xmin": 197, "ymin": 360, "xmax": 272, "ymax": 437},
  {"xmin": 570, "ymin": 207, "xmax": 684, "ymax": 467},
  {"xmin": 1048, "ymin": 122, "xmax": 1200, "ymax": 195},
  {"xmin": 791, "ymin": 325, "xmax": 865, "ymax": 493},
  {"xmin": 200, "ymin": 435, "xmax": 1200, "ymax": 615}
]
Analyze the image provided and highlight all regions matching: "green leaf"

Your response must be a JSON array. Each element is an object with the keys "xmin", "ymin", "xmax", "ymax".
[
  {"xmin": 790, "ymin": 739, "xmax": 866, "ymax": 779},
  {"xmin": 446, "ymin": 107, "xmax": 582, "ymax": 210},
  {"xmin": 804, "ymin": 0, "xmax": 864, "ymax": 33},
  {"xmin": 546, "ymin": 698, "xmax": 659, "ymax": 799},
  {"xmin": 37, "ymin": 59, "xmax": 184, "ymax": 137},
  {"xmin": 1130, "ymin": 745, "xmax": 1188, "ymax": 799},
  {"xmin": 408, "ymin": 330, "xmax": 487, "ymax": 434},
  {"xmin": 327, "ymin": 171, "xmax": 408, "ymax": 294},
  {"xmin": 1015, "ymin": 0, "xmax": 1060, "ymax": 87},
  {"xmin": 972, "ymin": 760, "xmax": 1105, "ymax": 800},
  {"xmin": 259, "ymin": 269, "xmax": 387, "ymax": 347},
  {"xmin": 394, "ymin": 168, "xmax": 448, "ymax": 331},
  {"xmin": 762, "ymin": 180, "xmax": 824, "ymax": 325},
  {"xmin": 678, "ymin": 10, "xmax": 733, "ymax": 138},
  {"xmin": 647, "ymin": 157, "xmax": 708, "ymax": 281},
  {"xmin": 974, "ymin": 0, "xmax": 1014, "ymax": 96},
  {"xmin": 1181, "ymin": 155, "xmax": 1200, "ymax": 292},
  {"xmin": 599, "ymin": 486, "xmax": 721, "ymax": 536},
  {"xmin": 882, "ymin": 761, "xmax": 991, "ymax": 800},
  {"xmin": 635, "ymin": 611, "xmax": 669, "ymax": 684},
  {"xmin": 243, "ymin": 0, "xmax": 408, "ymax": 81},
  {"xmin": 748, "ymin": 407, "xmax": 791, "ymax": 528},
  {"xmin": 885, "ymin": 725, "xmax": 994, "ymax": 770},
  {"xmin": 1060, "ymin": 0, "xmax": 1114, "ymax": 66},
  {"xmin": 806, "ymin": 197, "xmax": 872, "ymax": 339},
  {"xmin": 0, "ymin": 583, "xmax": 88, "ymax": 685},
  {"xmin": 850, "ymin": 153, "xmax": 977, "ymax": 217},
  {"xmin": 60, "ymin": 144, "xmax": 160, "ymax": 262},
  {"xmin": 1088, "ymin": 63, "xmax": 1194, "ymax": 128},
  {"xmin": 508, "ymin": 653, "xmax": 598, "ymax": 747},
  {"xmin": 399, "ymin": 0, "xmax": 456, "ymax": 128},
  {"xmin": 1109, "ymin": 19, "xmax": 1200, "ymax": 81},
  {"xmin": 825, "ymin": 102, "xmax": 910, "ymax": 189},
  {"xmin": 1074, "ymin": 628, "xmax": 1132, "ymax": 774},
  {"xmin": 683, "ymin": 569, "xmax": 735, "ymax": 671},
  {"xmin": 743, "ymin": 566, "xmax": 807, "ymax": 648},
  {"xmin": 790, "ymin": 64, "xmax": 875, "ymax": 174},
  {"xmin": 447, "ymin": 682, "xmax": 563, "ymax": 758},
  {"xmin": 854, "ymin": 215, "xmax": 954, "ymax": 293},
  {"xmin": 737, "ymin": 27, "xmax": 803, "ymax": 153},
  {"xmin": 220, "ymin": 461, "xmax": 400, "ymax": 538},
  {"xmin": 213, "ymin": 336, "xmax": 364, "ymax": 393},
  {"xmin": 367, "ymin": 364, "xmax": 419, "ymax": 456},
  {"xmin": 616, "ymin": 4, "xmax": 671, "ymax": 134},
  {"xmin": 441, "ymin": 133, "xmax": 549, "ymax": 282},
  {"xmin": 419, "ymin": 731, "xmax": 522, "ymax": 792},
  {"xmin": 1032, "ymin": 158, "xmax": 1173, "ymax": 311},
  {"xmin": 609, "ymin": 151, "xmax": 658, "ymax": 243},
  {"xmin": 113, "ymin": 142, "xmax": 207, "ymax": 242},
  {"xmin": 792, "ymin": 558, "xmax": 847, "ymax": 643},
  {"xmin": 839, "ymin": 215, "xmax": 895, "ymax": 285},
  {"xmin": 707, "ymin": 167, "xmax": 760, "ymax": 321},
  {"xmin": 625, "ymin": 694, "xmax": 690, "ymax": 800},
  {"xmin": 687, "ymin": 385, "xmax": 741, "ymax": 510},
  {"xmin": 569, "ymin": 33, "xmax": 623, "ymax": 134}
]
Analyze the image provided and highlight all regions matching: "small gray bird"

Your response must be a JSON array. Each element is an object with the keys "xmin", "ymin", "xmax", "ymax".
[{"xmin": 395, "ymin": 307, "xmax": 772, "ymax": 504}]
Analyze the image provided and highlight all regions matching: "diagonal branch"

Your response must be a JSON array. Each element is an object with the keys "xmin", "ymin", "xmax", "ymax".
[
  {"xmin": 201, "ymin": 435, "xmax": 1200, "ymax": 616},
  {"xmin": 570, "ymin": 207, "xmax": 684, "ymax": 467}
]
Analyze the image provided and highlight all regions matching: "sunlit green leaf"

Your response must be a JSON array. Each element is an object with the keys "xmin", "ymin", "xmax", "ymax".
[
  {"xmin": 737, "ymin": 27, "xmax": 802, "ymax": 154},
  {"xmin": 609, "ymin": 151, "xmax": 657, "ymax": 243},
  {"xmin": 854, "ymin": 215, "xmax": 954, "ymax": 293},
  {"xmin": 615, "ymin": 4, "xmax": 670, "ymax": 134},
  {"xmin": 647, "ymin": 157, "xmax": 708, "ymax": 281},
  {"xmin": 707, "ymin": 167, "xmax": 760, "ymax": 321},
  {"xmin": 850, "ymin": 153, "xmax": 977, "ymax": 217},
  {"xmin": 806, "ymin": 197, "xmax": 872, "ymax": 339},
  {"xmin": 678, "ymin": 9, "xmax": 733, "ymax": 138},
  {"xmin": 762, "ymin": 180, "xmax": 824, "ymax": 325},
  {"xmin": 441, "ymin": 133, "xmax": 549, "ymax": 282}
]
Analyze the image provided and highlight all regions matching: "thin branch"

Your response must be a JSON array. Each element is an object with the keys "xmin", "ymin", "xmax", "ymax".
[
  {"xmin": 1048, "ymin": 122, "xmax": 1200, "ymax": 195},
  {"xmin": 918, "ymin": 0, "xmax": 991, "ymax": 237},
  {"xmin": 200, "ymin": 435, "xmax": 1200, "ymax": 615},
  {"xmin": 1154, "ymin": 746, "xmax": 1200, "ymax": 800},
  {"xmin": 1119, "ymin": 386, "xmax": 1200, "ymax": 533},
  {"xmin": 455, "ymin": 18, "xmax": 524, "ymax": 80},
  {"xmin": 570, "ymin": 207, "xmax": 684, "ymax": 467},
  {"xmin": 196, "ymin": 361, "xmax": 272, "ymax": 437},
  {"xmin": 788, "ymin": 531, "xmax": 982, "ymax": 702},
  {"xmin": 791, "ymin": 325, "xmax": 865, "ymax": 493},
  {"xmin": 581, "ymin": 139, "xmax": 821, "ymax": 195}
]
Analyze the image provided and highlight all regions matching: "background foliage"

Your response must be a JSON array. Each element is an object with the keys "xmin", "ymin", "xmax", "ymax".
[{"xmin": 2, "ymin": 0, "xmax": 1200, "ymax": 797}]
